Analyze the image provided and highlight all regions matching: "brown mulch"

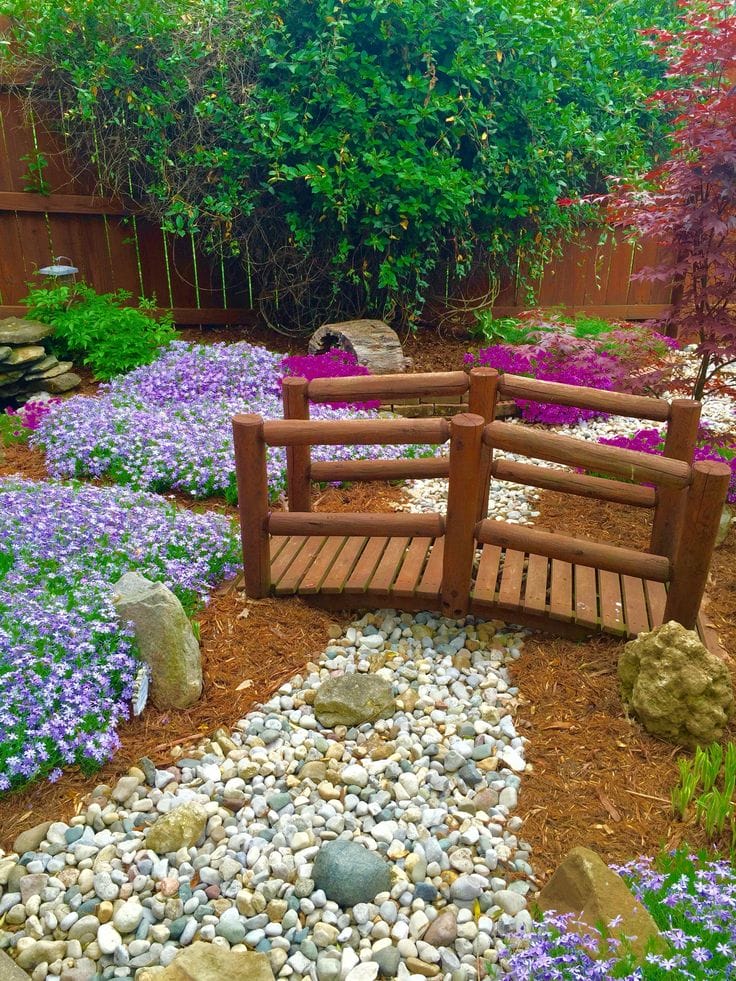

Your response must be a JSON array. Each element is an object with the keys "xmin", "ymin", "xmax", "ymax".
[
  {"xmin": 513, "ymin": 490, "xmax": 736, "ymax": 880},
  {"xmin": 2, "ymin": 325, "xmax": 735, "ymax": 884}
]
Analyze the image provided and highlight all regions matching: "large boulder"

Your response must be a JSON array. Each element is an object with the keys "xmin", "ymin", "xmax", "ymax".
[
  {"xmin": 112, "ymin": 572, "xmax": 202, "ymax": 710},
  {"xmin": 312, "ymin": 840, "xmax": 392, "ymax": 907},
  {"xmin": 537, "ymin": 846, "xmax": 663, "ymax": 963},
  {"xmin": 308, "ymin": 319, "xmax": 411, "ymax": 374},
  {"xmin": 142, "ymin": 943, "xmax": 274, "ymax": 980},
  {"xmin": 619, "ymin": 620, "xmax": 733, "ymax": 747},
  {"xmin": 314, "ymin": 674, "xmax": 395, "ymax": 728},
  {"xmin": 146, "ymin": 803, "xmax": 207, "ymax": 854}
]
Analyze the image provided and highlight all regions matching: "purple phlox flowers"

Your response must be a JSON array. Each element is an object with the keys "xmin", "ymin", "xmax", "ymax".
[
  {"xmin": 0, "ymin": 477, "xmax": 239, "ymax": 791},
  {"xmin": 33, "ymin": 341, "xmax": 436, "ymax": 500}
]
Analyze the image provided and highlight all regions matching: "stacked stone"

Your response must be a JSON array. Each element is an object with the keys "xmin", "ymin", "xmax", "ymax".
[{"xmin": 0, "ymin": 318, "xmax": 81, "ymax": 403}]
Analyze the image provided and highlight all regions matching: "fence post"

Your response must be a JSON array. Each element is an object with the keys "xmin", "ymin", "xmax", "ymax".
[
  {"xmin": 663, "ymin": 460, "xmax": 730, "ymax": 629},
  {"xmin": 282, "ymin": 376, "xmax": 312, "ymax": 512},
  {"xmin": 468, "ymin": 367, "xmax": 500, "ymax": 520},
  {"xmin": 650, "ymin": 398, "xmax": 701, "ymax": 557},
  {"xmin": 232, "ymin": 413, "xmax": 271, "ymax": 599},
  {"xmin": 440, "ymin": 413, "xmax": 485, "ymax": 620}
]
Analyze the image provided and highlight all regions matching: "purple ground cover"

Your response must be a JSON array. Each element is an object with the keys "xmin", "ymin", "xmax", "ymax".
[
  {"xmin": 501, "ymin": 851, "xmax": 736, "ymax": 979},
  {"xmin": 0, "ymin": 478, "xmax": 239, "ymax": 791},
  {"xmin": 33, "ymin": 341, "xmax": 432, "ymax": 500}
]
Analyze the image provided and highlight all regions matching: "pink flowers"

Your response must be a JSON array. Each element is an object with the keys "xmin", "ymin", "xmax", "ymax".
[{"xmin": 281, "ymin": 349, "xmax": 380, "ymax": 409}]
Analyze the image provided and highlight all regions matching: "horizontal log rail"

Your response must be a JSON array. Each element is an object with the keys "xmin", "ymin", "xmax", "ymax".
[
  {"xmin": 483, "ymin": 421, "xmax": 690, "ymax": 489},
  {"xmin": 310, "ymin": 457, "xmax": 449, "ymax": 483},
  {"xmin": 492, "ymin": 459, "xmax": 657, "ymax": 508},
  {"xmin": 269, "ymin": 511, "xmax": 445, "ymax": 538},
  {"xmin": 263, "ymin": 417, "xmax": 450, "ymax": 447},
  {"xmin": 499, "ymin": 373, "xmax": 670, "ymax": 422},
  {"xmin": 307, "ymin": 371, "xmax": 469, "ymax": 403},
  {"xmin": 474, "ymin": 520, "xmax": 671, "ymax": 583}
]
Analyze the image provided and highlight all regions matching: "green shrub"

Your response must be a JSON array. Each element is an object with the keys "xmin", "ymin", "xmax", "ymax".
[
  {"xmin": 23, "ymin": 283, "xmax": 176, "ymax": 380},
  {"xmin": 4, "ymin": 0, "xmax": 681, "ymax": 331},
  {"xmin": 471, "ymin": 309, "xmax": 623, "ymax": 345}
]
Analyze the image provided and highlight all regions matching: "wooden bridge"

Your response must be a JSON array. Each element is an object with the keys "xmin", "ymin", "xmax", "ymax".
[{"xmin": 232, "ymin": 369, "xmax": 730, "ymax": 643}]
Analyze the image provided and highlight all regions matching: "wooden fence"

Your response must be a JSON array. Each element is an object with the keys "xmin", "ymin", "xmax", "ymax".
[
  {"xmin": 0, "ymin": 83, "xmax": 672, "ymax": 326},
  {"xmin": 0, "ymin": 87, "xmax": 255, "ymax": 324}
]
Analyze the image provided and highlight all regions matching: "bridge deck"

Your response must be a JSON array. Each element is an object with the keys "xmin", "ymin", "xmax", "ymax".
[{"xmin": 259, "ymin": 534, "xmax": 721, "ymax": 649}]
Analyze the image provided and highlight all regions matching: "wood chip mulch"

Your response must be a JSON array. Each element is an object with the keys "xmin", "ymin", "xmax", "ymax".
[
  {"xmin": 2, "ymin": 329, "xmax": 735, "ymax": 886},
  {"xmin": 514, "ymin": 490, "xmax": 736, "ymax": 880}
]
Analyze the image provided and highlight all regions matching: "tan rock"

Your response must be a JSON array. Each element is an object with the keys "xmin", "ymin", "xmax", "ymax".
[
  {"xmin": 537, "ymin": 846, "xmax": 663, "ymax": 962},
  {"xmin": 619, "ymin": 620, "xmax": 733, "ymax": 747},
  {"xmin": 146, "ymin": 804, "xmax": 207, "ymax": 854},
  {"xmin": 0, "ymin": 345, "xmax": 45, "ymax": 368},
  {"xmin": 158, "ymin": 942, "xmax": 274, "ymax": 980}
]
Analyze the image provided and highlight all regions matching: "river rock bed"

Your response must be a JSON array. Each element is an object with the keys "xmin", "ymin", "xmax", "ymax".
[{"xmin": 0, "ymin": 611, "xmax": 532, "ymax": 981}]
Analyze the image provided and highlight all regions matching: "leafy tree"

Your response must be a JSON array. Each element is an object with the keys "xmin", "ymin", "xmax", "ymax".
[
  {"xmin": 605, "ymin": 2, "xmax": 736, "ymax": 399},
  {"xmin": 3, "ymin": 0, "xmax": 680, "ymax": 331}
]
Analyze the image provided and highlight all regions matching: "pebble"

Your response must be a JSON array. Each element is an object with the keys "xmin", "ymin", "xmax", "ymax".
[{"xmin": 0, "ymin": 612, "xmax": 531, "ymax": 980}]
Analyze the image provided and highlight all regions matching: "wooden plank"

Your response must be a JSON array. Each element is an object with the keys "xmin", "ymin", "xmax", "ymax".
[
  {"xmin": 0, "ymin": 303, "xmax": 256, "ymax": 324},
  {"xmin": 497, "ymin": 548, "xmax": 525, "ymax": 609},
  {"xmin": 644, "ymin": 578, "xmax": 667, "ymax": 629},
  {"xmin": 270, "ymin": 535, "xmax": 307, "ymax": 585},
  {"xmin": 472, "ymin": 543, "xmax": 502, "ymax": 605},
  {"xmin": 269, "ymin": 536, "xmax": 289, "ymax": 562},
  {"xmin": 0, "ymin": 190, "xmax": 127, "ymax": 214},
  {"xmin": 368, "ymin": 536, "xmax": 411, "ymax": 593},
  {"xmin": 574, "ymin": 564, "xmax": 599, "ymax": 629},
  {"xmin": 599, "ymin": 570, "xmax": 626, "ymax": 635},
  {"xmin": 274, "ymin": 536, "xmax": 327, "ymax": 595},
  {"xmin": 416, "ymin": 538, "xmax": 446, "ymax": 602},
  {"xmin": 299, "ymin": 537, "xmax": 348, "ymax": 595},
  {"xmin": 622, "ymin": 575, "xmax": 650, "ymax": 637},
  {"xmin": 549, "ymin": 559, "xmax": 574, "ymax": 622},
  {"xmin": 523, "ymin": 552, "xmax": 549, "ymax": 614},
  {"xmin": 492, "ymin": 304, "xmax": 671, "ymax": 322},
  {"xmin": 345, "ymin": 537, "xmax": 390, "ymax": 595},
  {"xmin": 393, "ymin": 537, "xmax": 433, "ymax": 599},
  {"xmin": 321, "ymin": 536, "xmax": 368, "ymax": 594}
]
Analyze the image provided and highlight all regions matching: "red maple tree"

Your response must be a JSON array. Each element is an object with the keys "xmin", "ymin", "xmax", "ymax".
[{"xmin": 607, "ymin": 3, "xmax": 736, "ymax": 399}]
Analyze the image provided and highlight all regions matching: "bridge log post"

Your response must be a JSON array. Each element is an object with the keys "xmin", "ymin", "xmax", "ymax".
[
  {"xmin": 650, "ymin": 398, "xmax": 701, "ymax": 557},
  {"xmin": 232, "ymin": 413, "xmax": 271, "ymax": 599},
  {"xmin": 440, "ymin": 413, "xmax": 485, "ymax": 620},
  {"xmin": 468, "ymin": 367, "xmax": 499, "ymax": 520},
  {"xmin": 663, "ymin": 460, "xmax": 731, "ymax": 629},
  {"xmin": 282, "ymin": 377, "xmax": 312, "ymax": 512}
]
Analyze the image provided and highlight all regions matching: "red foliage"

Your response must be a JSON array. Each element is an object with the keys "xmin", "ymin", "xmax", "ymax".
[{"xmin": 605, "ymin": 3, "xmax": 736, "ymax": 399}]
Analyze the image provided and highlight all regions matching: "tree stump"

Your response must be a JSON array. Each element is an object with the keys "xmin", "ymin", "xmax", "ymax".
[{"xmin": 308, "ymin": 319, "xmax": 411, "ymax": 374}]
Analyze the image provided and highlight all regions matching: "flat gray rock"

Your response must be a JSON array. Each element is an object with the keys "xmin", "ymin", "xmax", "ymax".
[{"xmin": 0, "ymin": 318, "xmax": 53, "ymax": 346}]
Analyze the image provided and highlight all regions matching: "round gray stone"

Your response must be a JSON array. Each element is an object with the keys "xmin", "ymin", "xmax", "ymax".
[{"xmin": 312, "ymin": 840, "xmax": 391, "ymax": 907}]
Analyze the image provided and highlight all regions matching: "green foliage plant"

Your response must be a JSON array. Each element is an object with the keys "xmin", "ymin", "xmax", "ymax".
[
  {"xmin": 20, "ymin": 150, "xmax": 51, "ymax": 195},
  {"xmin": 671, "ymin": 742, "xmax": 736, "ymax": 857},
  {"xmin": 3, "ymin": 0, "xmax": 682, "ymax": 332},
  {"xmin": 470, "ymin": 308, "xmax": 637, "ymax": 345},
  {"xmin": 23, "ymin": 282, "xmax": 176, "ymax": 380}
]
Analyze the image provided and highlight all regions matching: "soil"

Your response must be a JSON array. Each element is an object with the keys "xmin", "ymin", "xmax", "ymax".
[{"xmin": 1, "ymin": 325, "xmax": 734, "ymax": 884}]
